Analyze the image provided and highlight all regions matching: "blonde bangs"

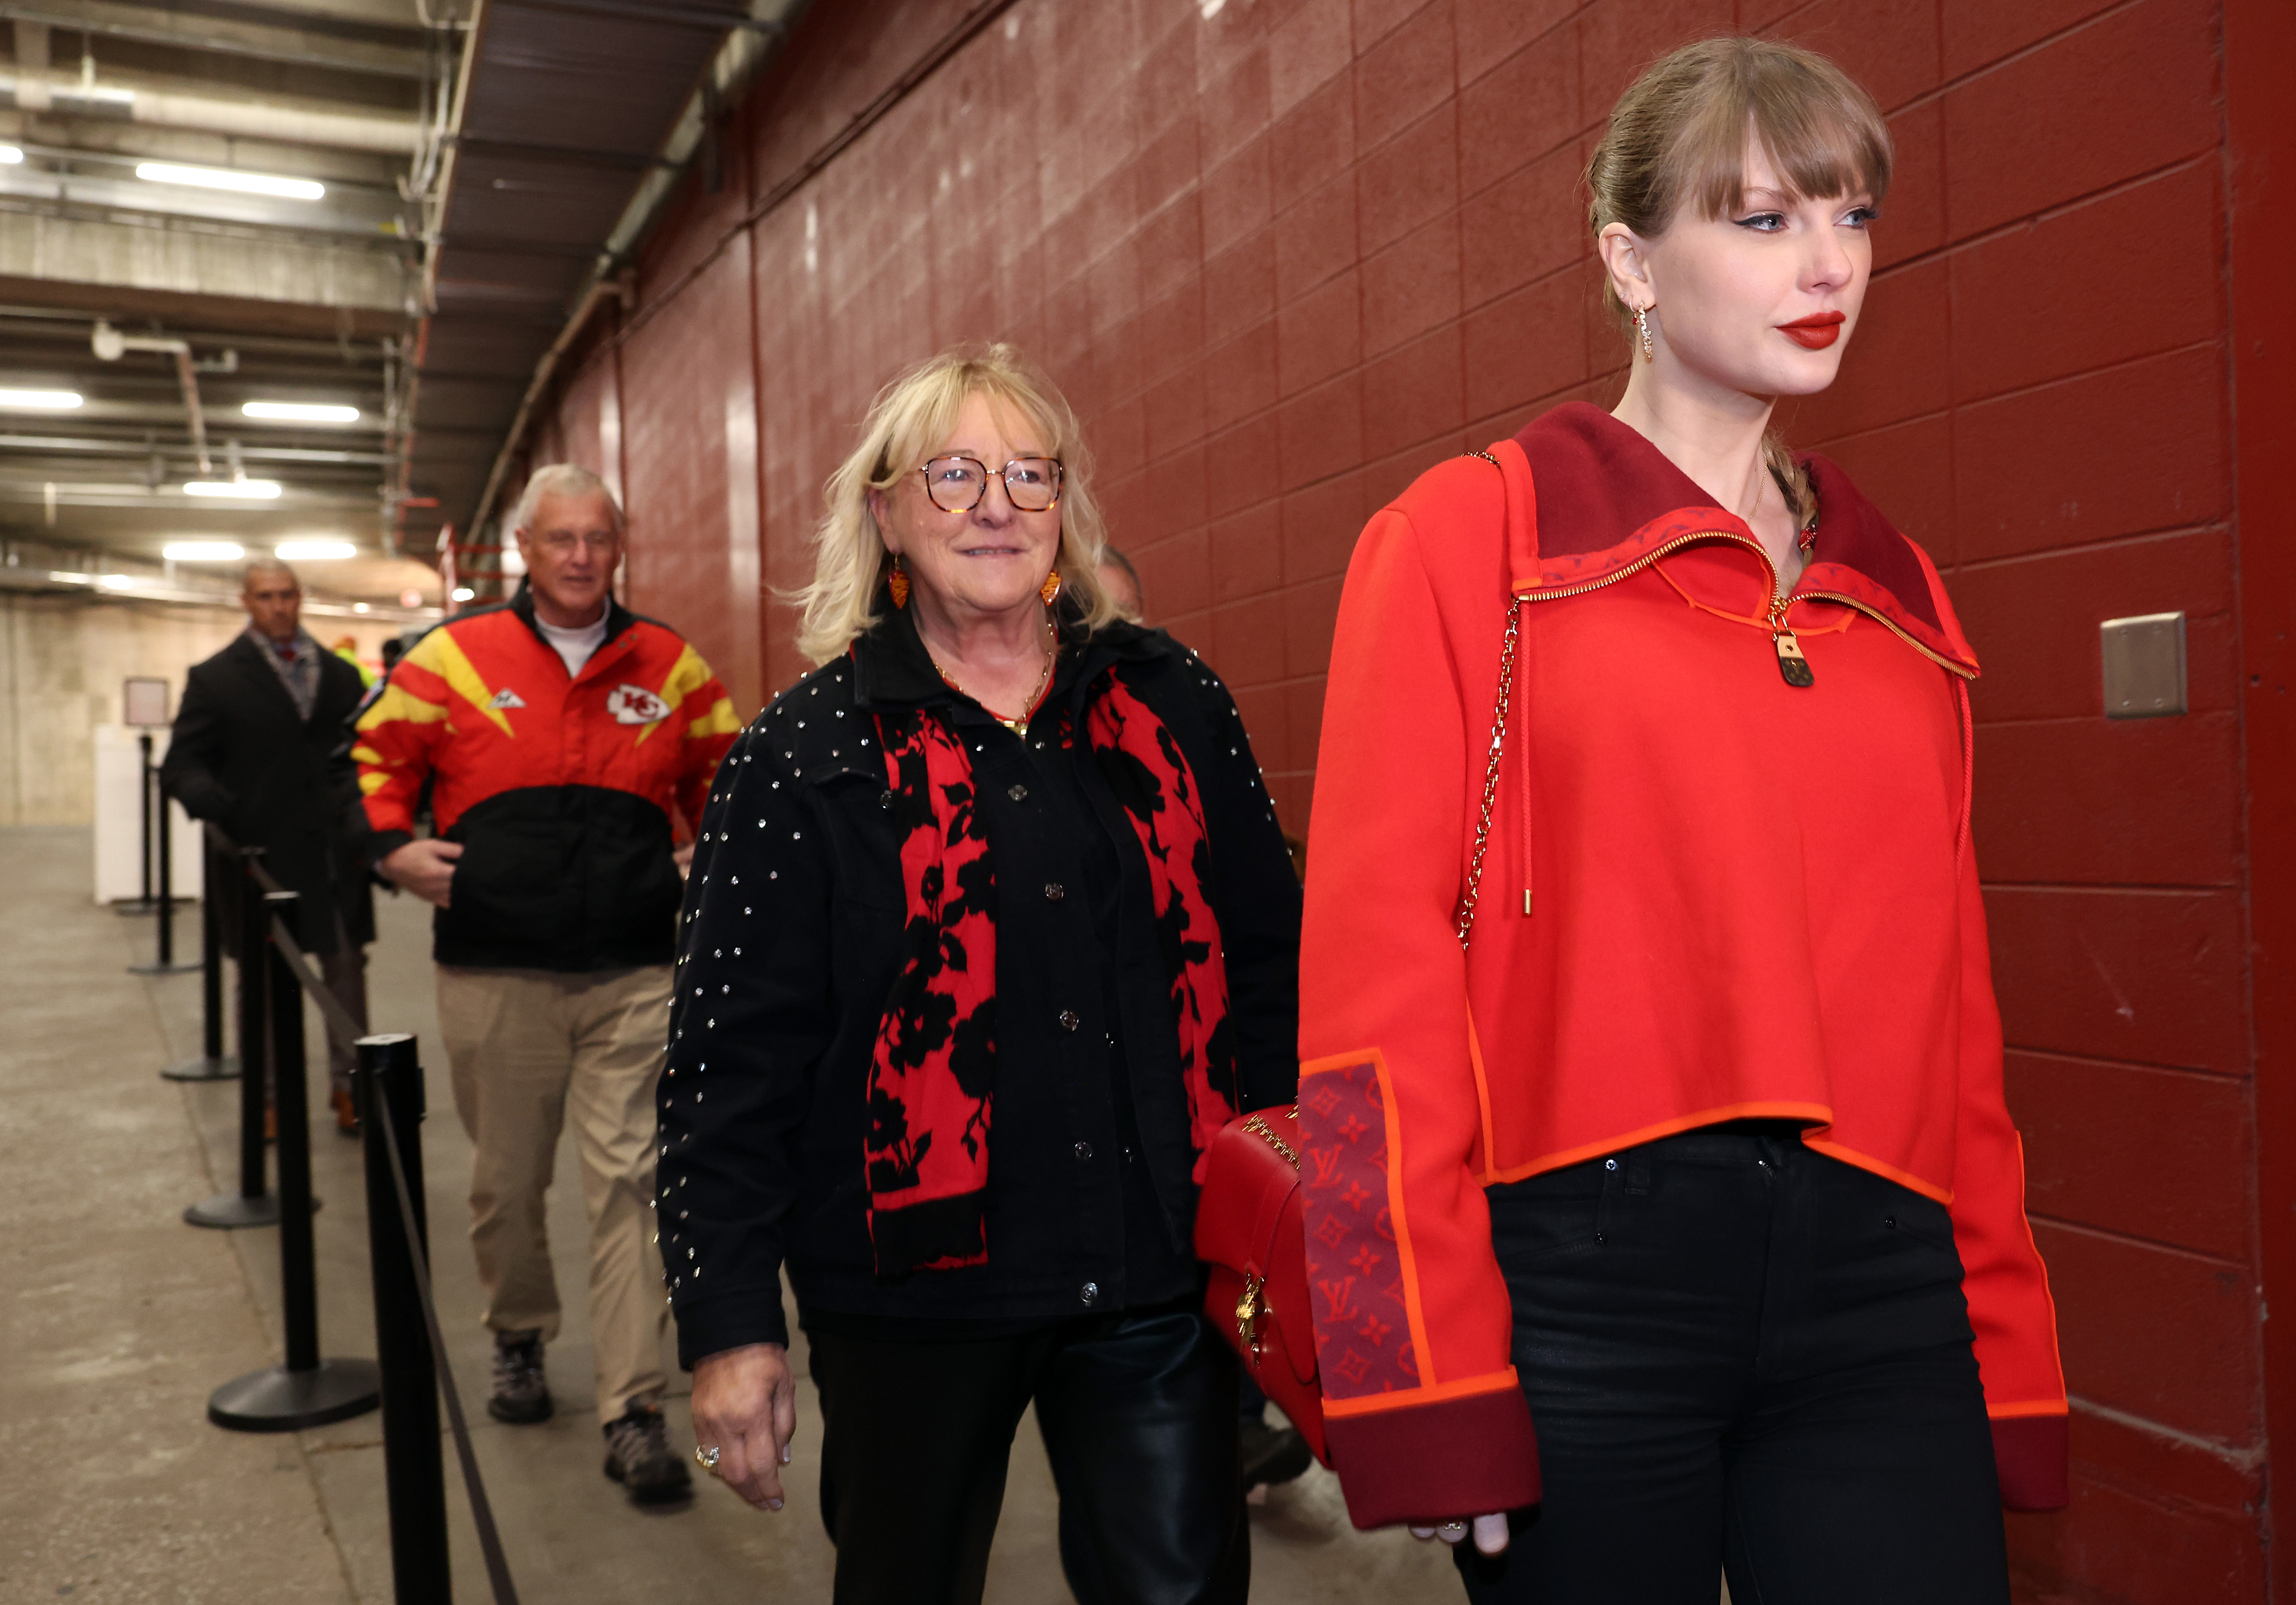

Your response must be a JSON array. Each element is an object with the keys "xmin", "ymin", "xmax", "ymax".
[
  {"xmin": 1589, "ymin": 37, "xmax": 1894, "ymax": 245},
  {"xmin": 1673, "ymin": 62, "xmax": 1893, "ymax": 222},
  {"xmin": 792, "ymin": 343, "xmax": 1117, "ymax": 666}
]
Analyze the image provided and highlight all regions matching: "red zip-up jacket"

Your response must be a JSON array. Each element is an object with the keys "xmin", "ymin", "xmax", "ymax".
[
  {"xmin": 353, "ymin": 588, "xmax": 740, "ymax": 971},
  {"xmin": 1298, "ymin": 403, "xmax": 2068, "ymax": 1529}
]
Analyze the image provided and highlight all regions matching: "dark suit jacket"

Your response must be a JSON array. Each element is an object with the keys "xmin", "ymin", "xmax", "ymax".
[{"xmin": 161, "ymin": 632, "xmax": 375, "ymax": 954}]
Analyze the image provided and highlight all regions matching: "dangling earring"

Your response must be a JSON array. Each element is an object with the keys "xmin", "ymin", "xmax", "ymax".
[
  {"xmin": 888, "ymin": 554, "xmax": 910, "ymax": 609},
  {"xmin": 1039, "ymin": 568, "xmax": 1063, "ymax": 607},
  {"xmin": 1634, "ymin": 303, "xmax": 1656, "ymax": 363}
]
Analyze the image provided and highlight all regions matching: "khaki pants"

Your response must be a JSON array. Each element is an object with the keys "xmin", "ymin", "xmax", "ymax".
[{"xmin": 435, "ymin": 964, "xmax": 672, "ymax": 1422}]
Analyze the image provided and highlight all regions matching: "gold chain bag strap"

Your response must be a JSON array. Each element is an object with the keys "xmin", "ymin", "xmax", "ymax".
[{"xmin": 1453, "ymin": 448, "xmax": 1521, "ymax": 951}]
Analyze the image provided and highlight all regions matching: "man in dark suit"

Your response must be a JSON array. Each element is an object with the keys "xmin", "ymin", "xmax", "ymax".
[{"xmin": 163, "ymin": 558, "xmax": 375, "ymax": 1134}]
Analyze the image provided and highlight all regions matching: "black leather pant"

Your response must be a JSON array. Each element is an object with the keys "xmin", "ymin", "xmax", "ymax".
[
  {"xmin": 1458, "ymin": 1122, "xmax": 2010, "ymax": 1604},
  {"xmin": 806, "ymin": 1302, "xmax": 1249, "ymax": 1605}
]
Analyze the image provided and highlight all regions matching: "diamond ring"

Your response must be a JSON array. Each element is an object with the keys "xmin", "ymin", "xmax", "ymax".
[{"xmin": 695, "ymin": 1444, "xmax": 723, "ymax": 1472}]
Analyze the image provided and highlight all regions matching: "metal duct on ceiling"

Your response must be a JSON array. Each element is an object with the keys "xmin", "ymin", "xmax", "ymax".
[{"xmin": 393, "ymin": 0, "xmax": 780, "ymax": 556}]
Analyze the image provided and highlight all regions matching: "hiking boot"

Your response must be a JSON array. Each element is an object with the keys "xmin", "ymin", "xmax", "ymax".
[
  {"xmin": 1240, "ymin": 1416, "xmax": 1312, "ymax": 1490},
  {"xmin": 603, "ymin": 1403, "xmax": 692, "ymax": 1505},
  {"xmin": 330, "ymin": 1087, "xmax": 360, "ymax": 1136},
  {"xmin": 486, "ymin": 1331, "xmax": 552, "ymax": 1424}
]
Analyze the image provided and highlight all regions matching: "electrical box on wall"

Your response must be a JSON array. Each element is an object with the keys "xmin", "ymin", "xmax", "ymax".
[{"xmin": 2100, "ymin": 612, "xmax": 2187, "ymax": 719}]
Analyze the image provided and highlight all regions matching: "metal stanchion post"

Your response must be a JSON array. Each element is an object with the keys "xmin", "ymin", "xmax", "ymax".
[
  {"xmin": 185, "ymin": 849, "xmax": 281, "ymax": 1227},
  {"xmin": 119, "ymin": 731, "xmax": 157, "ymax": 916},
  {"xmin": 130, "ymin": 775, "xmax": 197, "ymax": 975},
  {"xmin": 357, "ymin": 1033, "xmax": 451, "ymax": 1602},
  {"xmin": 208, "ymin": 891, "xmax": 380, "ymax": 1432},
  {"xmin": 163, "ymin": 841, "xmax": 238, "ymax": 1079}
]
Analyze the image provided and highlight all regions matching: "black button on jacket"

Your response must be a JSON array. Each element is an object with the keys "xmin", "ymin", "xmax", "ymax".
[{"xmin": 659, "ymin": 609, "xmax": 1302, "ymax": 1365}]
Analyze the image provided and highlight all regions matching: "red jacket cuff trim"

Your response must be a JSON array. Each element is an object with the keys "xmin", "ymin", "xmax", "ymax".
[
  {"xmin": 1323, "ymin": 1379, "xmax": 1541, "ymax": 1529},
  {"xmin": 1990, "ymin": 1411, "xmax": 2069, "ymax": 1510}
]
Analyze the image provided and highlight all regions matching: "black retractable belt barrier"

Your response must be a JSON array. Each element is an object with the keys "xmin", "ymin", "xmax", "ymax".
[
  {"xmin": 359, "ymin": 1033, "xmax": 523, "ymax": 1605},
  {"xmin": 161, "ymin": 839, "xmax": 238, "ymax": 1079},
  {"xmin": 207, "ymin": 891, "xmax": 380, "ymax": 1432},
  {"xmin": 185, "ymin": 845, "xmax": 282, "ymax": 1228}
]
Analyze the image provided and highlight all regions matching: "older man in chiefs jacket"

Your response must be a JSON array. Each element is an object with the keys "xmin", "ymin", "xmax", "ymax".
[{"xmin": 354, "ymin": 464, "xmax": 738, "ymax": 1503}]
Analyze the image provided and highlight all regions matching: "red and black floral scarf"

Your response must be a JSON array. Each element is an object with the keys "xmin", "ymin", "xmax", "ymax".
[{"xmin": 863, "ymin": 675, "xmax": 1236, "ymax": 1278}]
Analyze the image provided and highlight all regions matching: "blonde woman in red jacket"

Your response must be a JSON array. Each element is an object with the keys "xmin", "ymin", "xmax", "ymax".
[{"xmin": 1298, "ymin": 38, "xmax": 2067, "ymax": 1603}]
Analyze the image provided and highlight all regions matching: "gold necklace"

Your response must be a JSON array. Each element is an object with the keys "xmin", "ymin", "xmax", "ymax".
[{"xmin": 930, "ymin": 624, "xmax": 1055, "ymax": 737}]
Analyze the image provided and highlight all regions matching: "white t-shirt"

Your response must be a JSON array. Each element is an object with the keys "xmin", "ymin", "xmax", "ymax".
[{"xmin": 535, "ymin": 612, "xmax": 609, "ymax": 677}]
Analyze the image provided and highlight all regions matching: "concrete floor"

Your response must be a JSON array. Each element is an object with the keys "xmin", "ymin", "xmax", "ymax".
[{"xmin": 0, "ymin": 824, "xmax": 1466, "ymax": 1603}]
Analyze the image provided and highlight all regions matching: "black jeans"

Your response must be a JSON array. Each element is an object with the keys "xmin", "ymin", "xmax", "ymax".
[
  {"xmin": 1457, "ymin": 1123, "xmax": 2010, "ymax": 1605},
  {"xmin": 806, "ymin": 1303, "xmax": 1248, "ymax": 1605}
]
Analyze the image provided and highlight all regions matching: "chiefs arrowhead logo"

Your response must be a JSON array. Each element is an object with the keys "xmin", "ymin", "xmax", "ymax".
[{"xmin": 607, "ymin": 684, "xmax": 671, "ymax": 726}]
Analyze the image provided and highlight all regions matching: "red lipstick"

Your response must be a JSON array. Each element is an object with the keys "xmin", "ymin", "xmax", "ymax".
[{"xmin": 1779, "ymin": 311, "xmax": 1846, "ymax": 350}]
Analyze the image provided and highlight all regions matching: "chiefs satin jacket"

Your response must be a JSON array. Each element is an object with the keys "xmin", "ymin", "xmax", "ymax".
[
  {"xmin": 1299, "ymin": 403, "xmax": 2068, "ymax": 1529},
  {"xmin": 353, "ymin": 588, "xmax": 739, "ymax": 970}
]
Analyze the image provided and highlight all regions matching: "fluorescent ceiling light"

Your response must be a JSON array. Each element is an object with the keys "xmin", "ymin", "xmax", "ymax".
[
  {"xmin": 135, "ymin": 162, "xmax": 325, "ymax": 201},
  {"xmin": 275, "ymin": 540, "xmax": 356, "ymax": 560},
  {"xmin": 0, "ymin": 388, "xmax": 83, "ymax": 410},
  {"xmin": 163, "ymin": 541, "xmax": 244, "ymax": 561},
  {"xmin": 98, "ymin": 575, "xmax": 134, "ymax": 591},
  {"xmin": 0, "ymin": 147, "xmax": 21, "ymax": 165},
  {"xmin": 451, "ymin": 586, "xmax": 475, "ymax": 602},
  {"xmin": 242, "ymin": 401, "xmax": 361, "ymax": 424},
  {"xmin": 352, "ymin": 602, "xmax": 370, "ymax": 613},
  {"xmin": 184, "ymin": 479, "xmax": 282, "ymax": 499}
]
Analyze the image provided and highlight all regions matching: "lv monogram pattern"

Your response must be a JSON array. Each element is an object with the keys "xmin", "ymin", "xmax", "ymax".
[{"xmin": 1301, "ymin": 1057, "xmax": 1419, "ymax": 1397}]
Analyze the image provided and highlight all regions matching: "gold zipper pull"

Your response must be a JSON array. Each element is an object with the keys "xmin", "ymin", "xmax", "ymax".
[{"xmin": 1769, "ymin": 599, "xmax": 1815, "ymax": 688}]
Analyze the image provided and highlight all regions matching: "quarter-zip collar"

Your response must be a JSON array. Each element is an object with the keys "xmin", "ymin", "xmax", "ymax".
[
  {"xmin": 1506, "ymin": 402, "xmax": 1978, "ymax": 677},
  {"xmin": 508, "ymin": 581, "xmax": 640, "ymax": 682}
]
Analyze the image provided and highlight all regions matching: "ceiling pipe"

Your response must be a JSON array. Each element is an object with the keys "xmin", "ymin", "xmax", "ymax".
[
  {"xmin": 92, "ymin": 318, "xmax": 239, "ymax": 474},
  {"xmin": 0, "ymin": 72, "xmax": 419, "ymax": 152},
  {"xmin": 0, "ymin": 3, "xmax": 431, "ymax": 80},
  {"xmin": 456, "ymin": 6, "xmax": 798, "ymax": 541},
  {"xmin": 0, "ymin": 432, "xmax": 388, "ymax": 465}
]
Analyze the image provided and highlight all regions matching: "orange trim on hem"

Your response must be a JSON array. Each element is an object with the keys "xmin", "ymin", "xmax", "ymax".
[
  {"xmin": 1322, "ymin": 1369, "xmax": 1524, "ymax": 1418},
  {"xmin": 1480, "ymin": 1102, "xmax": 1837, "ymax": 1185},
  {"xmin": 1800, "ymin": 1137, "xmax": 1954, "ymax": 1207},
  {"xmin": 1985, "ymin": 1399, "xmax": 2070, "ymax": 1420}
]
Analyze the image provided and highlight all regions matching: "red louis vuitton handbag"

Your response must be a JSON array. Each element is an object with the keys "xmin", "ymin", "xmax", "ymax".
[{"xmin": 1194, "ymin": 1105, "xmax": 1327, "ymax": 1463}]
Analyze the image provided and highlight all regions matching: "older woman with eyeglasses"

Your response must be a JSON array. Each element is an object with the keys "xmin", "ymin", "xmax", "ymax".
[{"xmin": 660, "ymin": 344, "xmax": 1301, "ymax": 1605}]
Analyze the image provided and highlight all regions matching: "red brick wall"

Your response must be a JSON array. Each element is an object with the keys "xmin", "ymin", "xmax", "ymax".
[{"xmin": 534, "ymin": 2, "xmax": 2273, "ymax": 1597}]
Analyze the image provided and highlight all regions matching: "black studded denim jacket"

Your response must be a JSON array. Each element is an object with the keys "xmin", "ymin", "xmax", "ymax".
[{"xmin": 659, "ymin": 605, "xmax": 1302, "ymax": 1365}]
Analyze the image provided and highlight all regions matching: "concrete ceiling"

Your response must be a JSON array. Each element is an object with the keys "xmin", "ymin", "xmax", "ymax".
[
  {"xmin": 0, "ymin": 0, "xmax": 793, "ymax": 616},
  {"xmin": 400, "ymin": 0, "xmax": 800, "ymax": 571}
]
